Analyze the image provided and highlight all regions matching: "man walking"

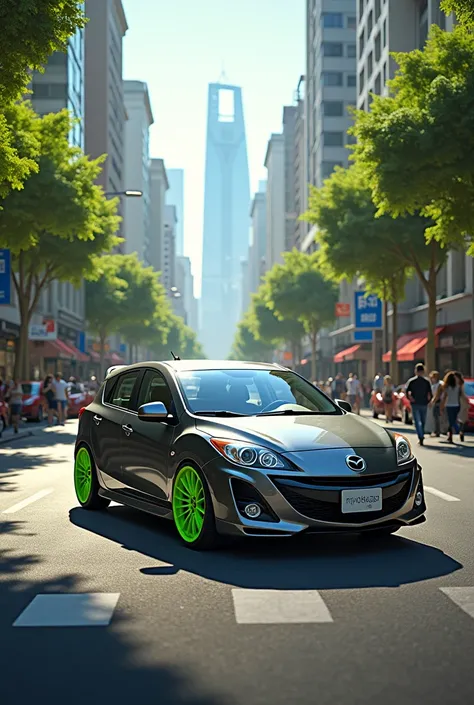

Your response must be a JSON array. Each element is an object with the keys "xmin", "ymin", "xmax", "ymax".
[
  {"xmin": 53, "ymin": 372, "xmax": 69, "ymax": 425},
  {"xmin": 406, "ymin": 363, "xmax": 432, "ymax": 445}
]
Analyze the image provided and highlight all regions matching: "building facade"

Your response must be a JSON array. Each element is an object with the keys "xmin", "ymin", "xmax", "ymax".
[
  {"xmin": 148, "ymin": 159, "xmax": 169, "ymax": 274},
  {"xmin": 283, "ymin": 106, "xmax": 298, "ymax": 252},
  {"xmin": 175, "ymin": 256, "xmax": 198, "ymax": 331},
  {"xmin": 200, "ymin": 83, "xmax": 251, "ymax": 359},
  {"xmin": 123, "ymin": 81, "xmax": 154, "ymax": 266},
  {"xmin": 166, "ymin": 169, "xmax": 185, "ymax": 257},
  {"xmin": 264, "ymin": 134, "xmax": 286, "ymax": 272},
  {"xmin": 248, "ymin": 184, "xmax": 267, "ymax": 297},
  {"xmin": 293, "ymin": 76, "xmax": 309, "ymax": 251},
  {"xmin": 163, "ymin": 205, "xmax": 177, "ymax": 294}
]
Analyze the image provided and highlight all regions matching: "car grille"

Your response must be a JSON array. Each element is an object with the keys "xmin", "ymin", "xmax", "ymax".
[{"xmin": 271, "ymin": 470, "xmax": 413, "ymax": 524}]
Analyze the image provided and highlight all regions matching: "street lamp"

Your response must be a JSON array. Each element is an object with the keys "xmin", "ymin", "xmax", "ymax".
[{"xmin": 105, "ymin": 190, "xmax": 143, "ymax": 198}]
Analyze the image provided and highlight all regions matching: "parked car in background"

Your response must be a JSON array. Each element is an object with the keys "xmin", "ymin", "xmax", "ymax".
[
  {"xmin": 67, "ymin": 387, "xmax": 95, "ymax": 418},
  {"xmin": 370, "ymin": 385, "xmax": 412, "ymax": 424},
  {"xmin": 0, "ymin": 399, "xmax": 9, "ymax": 436},
  {"xmin": 396, "ymin": 385, "xmax": 413, "ymax": 425},
  {"xmin": 464, "ymin": 378, "xmax": 474, "ymax": 429},
  {"xmin": 21, "ymin": 381, "xmax": 46, "ymax": 422}
]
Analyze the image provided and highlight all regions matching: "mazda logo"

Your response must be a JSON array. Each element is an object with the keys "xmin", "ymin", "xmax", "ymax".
[{"xmin": 345, "ymin": 455, "xmax": 366, "ymax": 472}]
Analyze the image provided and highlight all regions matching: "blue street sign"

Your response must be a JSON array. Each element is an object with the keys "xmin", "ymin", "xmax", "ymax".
[
  {"xmin": 0, "ymin": 249, "xmax": 11, "ymax": 305},
  {"xmin": 354, "ymin": 291, "xmax": 382, "ymax": 330},
  {"xmin": 77, "ymin": 331, "xmax": 86, "ymax": 353},
  {"xmin": 119, "ymin": 343, "xmax": 127, "ymax": 354},
  {"xmin": 354, "ymin": 329, "xmax": 374, "ymax": 342}
]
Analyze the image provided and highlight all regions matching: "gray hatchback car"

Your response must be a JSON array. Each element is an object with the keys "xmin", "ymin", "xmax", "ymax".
[{"xmin": 74, "ymin": 360, "xmax": 426, "ymax": 549}]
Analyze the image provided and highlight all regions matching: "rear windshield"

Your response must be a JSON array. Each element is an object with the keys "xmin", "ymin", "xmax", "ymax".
[{"xmin": 22, "ymin": 383, "xmax": 40, "ymax": 395}]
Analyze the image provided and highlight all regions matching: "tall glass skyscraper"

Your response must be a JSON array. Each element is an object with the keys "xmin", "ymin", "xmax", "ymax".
[{"xmin": 200, "ymin": 83, "xmax": 251, "ymax": 358}]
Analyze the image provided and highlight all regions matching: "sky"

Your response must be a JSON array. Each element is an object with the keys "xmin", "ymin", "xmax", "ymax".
[{"xmin": 122, "ymin": 0, "xmax": 305, "ymax": 297}]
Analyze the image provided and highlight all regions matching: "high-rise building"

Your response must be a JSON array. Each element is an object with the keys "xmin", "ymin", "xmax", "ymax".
[
  {"xmin": 175, "ymin": 256, "xmax": 198, "ymax": 331},
  {"xmin": 163, "ymin": 205, "xmax": 177, "ymax": 293},
  {"xmin": 200, "ymin": 83, "xmax": 251, "ymax": 358},
  {"xmin": 293, "ymin": 76, "xmax": 308, "ymax": 251},
  {"xmin": 166, "ymin": 169, "xmax": 185, "ymax": 257},
  {"xmin": 264, "ymin": 133, "xmax": 285, "ymax": 271},
  {"xmin": 248, "ymin": 184, "xmax": 267, "ymax": 296},
  {"xmin": 149, "ymin": 159, "xmax": 169, "ymax": 274},
  {"xmin": 283, "ymin": 106, "xmax": 298, "ymax": 252},
  {"xmin": 123, "ymin": 81, "xmax": 154, "ymax": 265}
]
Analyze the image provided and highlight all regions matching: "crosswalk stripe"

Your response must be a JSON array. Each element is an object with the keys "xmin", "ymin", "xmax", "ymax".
[
  {"xmin": 424, "ymin": 486, "xmax": 460, "ymax": 502},
  {"xmin": 231, "ymin": 589, "xmax": 334, "ymax": 624},
  {"xmin": 13, "ymin": 593, "xmax": 120, "ymax": 627},
  {"xmin": 2, "ymin": 488, "xmax": 54, "ymax": 514},
  {"xmin": 440, "ymin": 588, "xmax": 474, "ymax": 620}
]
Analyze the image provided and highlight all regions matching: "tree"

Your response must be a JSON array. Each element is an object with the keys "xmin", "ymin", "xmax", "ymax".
[
  {"xmin": 0, "ymin": 106, "xmax": 120, "ymax": 379},
  {"xmin": 303, "ymin": 164, "xmax": 445, "ymax": 374},
  {"xmin": 0, "ymin": 0, "xmax": 86, "ymax": 102},
  {"xmin": 441, "ymin": 0, "xmax": 474, "ymax": 27},
  {"xmin": 249, "ymin": 293, "xmax": 305, "ymax": 366},
  {"xmin": 352, "ymin": 26, "xmax": 474, "ymax": 256},
  {"xmin": 263, "ymin": 251, "xmax": 338, "ymax": 382},
  {"xmin": 229, "ymin": 314, "xmax": 275, "ymax": 363},
  {"xmin": 149, "ymin": 315, "xmax": 205, "ymax": 360},
  {"xmin": 0, "ymin": 103, "xmax": 40, "ymax": 198}
]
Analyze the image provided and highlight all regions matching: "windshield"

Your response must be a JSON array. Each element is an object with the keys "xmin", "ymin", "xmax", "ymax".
[
  {"xmin": 21, "ymin": 383, "xmax": 40, "ymax": 395},
  {"xmin": 464, "ymin": 381, "xmax": 474, "ymax": 396},
  {"xmin": 177, "ymin": 369, "xmax": 339, "ymax": 416}
]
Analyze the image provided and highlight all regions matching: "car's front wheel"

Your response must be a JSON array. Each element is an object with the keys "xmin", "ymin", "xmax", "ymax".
[
  {"xmin": 172, "ymin": 464, "xmax": 219, "ymax": 550},
  {"xmin": 74, "ymin": 445, "xmax": 110, "ymax": 510}
]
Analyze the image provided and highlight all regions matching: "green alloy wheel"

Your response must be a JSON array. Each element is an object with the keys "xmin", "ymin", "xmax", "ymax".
[
  {"xmin": 172, "ymin": 465, "xmax": 219, "ymax": 550},
  {"xmin": 74, "ymin": 446, "xmax": 110, "ymax": 510}
]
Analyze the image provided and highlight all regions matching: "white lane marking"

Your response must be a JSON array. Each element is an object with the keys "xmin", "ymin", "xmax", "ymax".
[
  {"xmin": 424, "ymin": 486, "xmax": 460, "ymax": 502},
  {"xmin": 2, "ymin": 488, "xmax": 54, "ymax": 514},
  {"xmin": 13, "ymin": 593, "xmax": 120, "ymax": 627},
  {"xmin": 440, "ymin": 588, "xmax": 474, "ymax": 620},
  {"xmin": 231, "ymin": 589, "xmax": 334, "ymax": 624}
]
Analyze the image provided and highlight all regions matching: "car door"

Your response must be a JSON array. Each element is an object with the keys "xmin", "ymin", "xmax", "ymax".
[
  {"xmin": 120, "ymin": 368, "xmax": 177, "ymax": 502},
  {"xmin": 90, "ymin": 370, "xmax": 142, "ymax": 489}
]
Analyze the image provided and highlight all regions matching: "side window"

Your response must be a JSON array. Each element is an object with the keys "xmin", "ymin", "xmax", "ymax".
[
  {"xmin": 103, "ymin": 377, "xmax": 118, "ymax": 404},
  {"xmin": 110, "ymin": 372, "xmax": 140, "ymax": 410},
  {"xmin": 137, "ymin": 370, "xmax": 173, "ymax": 412}
]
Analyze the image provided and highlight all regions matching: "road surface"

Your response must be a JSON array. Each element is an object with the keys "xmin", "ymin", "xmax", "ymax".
[{"xmin": 1, "ymin": 419, "xmax": 473, "ymax": 705}]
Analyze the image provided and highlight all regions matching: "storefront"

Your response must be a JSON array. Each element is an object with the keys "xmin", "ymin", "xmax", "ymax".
[
  {"xmin": 436, "ymin": 323, "xmax": 471, "ymax": 376},
  {"xmin": 0, "ymin": 320, "xmax": 19, "ymax": 380},
  {"xmin": 333, "ymin": 344, "xmax": 372, "ymax": 380}
]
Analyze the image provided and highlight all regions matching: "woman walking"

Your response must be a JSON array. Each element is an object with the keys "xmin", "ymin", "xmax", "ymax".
[
  {"xmin": 440, "ymin": 371, "xmax": 465, "ymax": 443},
  {"xmin": 7, "ymin": 379, "xmax": 23, "ymax": 434},
  {"xmin": 455, "ymin": 372, "xmax": 469, "ymax": 442},
  {"xmin": 42, "ymin": 374, "xmax": 57, "ymax": 426},
  {"xmin": 382, "ymin": 375, "xmax": 394, "ymax": 423}
]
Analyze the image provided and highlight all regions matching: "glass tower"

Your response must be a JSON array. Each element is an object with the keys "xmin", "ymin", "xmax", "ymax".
[{"xmin": 200, "ymin": 83, "xmax": 251, "ymax": 359}]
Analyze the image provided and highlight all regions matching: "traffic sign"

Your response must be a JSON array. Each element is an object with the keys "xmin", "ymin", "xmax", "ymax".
[
  {"xmin": 335, "ymin": 302, "xmax": 350, "ymax": 317},
  {"xmin": 0, "ymin": 249, "xmax": 11, "ymax": 305},
  {"xmin": 354, "ymin": 330, "xmax": 374, "ymax": 342},
  {"xmin": 354, "ymin": 291, "xmax": 382, "ymax": 330}
]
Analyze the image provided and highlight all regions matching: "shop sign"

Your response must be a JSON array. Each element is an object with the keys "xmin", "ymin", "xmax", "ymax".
[
  {"xmin": 354, "ymin": 292, "xmax": 383, "ymax": 330},
  {"xmin": 335, "ymin": 302, "xmax": 350, "ymax": 317},
  {"xmin": 29, "ymin": 319, "xmax": 57, "ymax": 341},
  {"xmin": 454, "ymin": 332, "xmax": 471, "ymax": 349}
]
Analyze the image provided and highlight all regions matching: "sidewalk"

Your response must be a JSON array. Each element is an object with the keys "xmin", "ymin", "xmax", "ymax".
[{"xmin": 0, "ymin": 420, "xmax": 73, "ymax": 446}]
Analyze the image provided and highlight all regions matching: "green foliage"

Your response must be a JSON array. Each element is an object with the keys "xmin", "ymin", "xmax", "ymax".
[
  {"xmin": 441, "ymin": 0, "xmax": 474, "ymax": 27},
  {"xmin": 229, "ymin": 314, "xmax": 275, "ymax": 362},
  {"xmin": 0, "ymin": 103, "xmax": 41, "ymax": 198},
  {"xmin": 149, "ymin": 315, "xmax": 204, "ymax": 360},
  {"xmin": 248, "ymin": 293, "xmax": 305, "ymax": 348},
  {"xmin": 0, "ymin": 0, "xmax": 86, "ymax": 102},
  {"xmin": 352, "ymin": 25, "xmax": 474, "ymax": 253}
]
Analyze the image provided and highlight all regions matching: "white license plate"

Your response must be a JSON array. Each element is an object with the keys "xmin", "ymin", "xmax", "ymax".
[{"xmin": 341, "ymin": 487, "xmax": 382, "ymax": 513}]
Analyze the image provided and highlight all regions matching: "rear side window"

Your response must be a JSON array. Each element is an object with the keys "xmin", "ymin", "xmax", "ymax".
[
  {"xmin": 103, "ymin": 377, "xmax": 118, "ymax": 404},
  {"xmin": 110, "ymin": 372, "xmax": 140, "ymax": 410}
]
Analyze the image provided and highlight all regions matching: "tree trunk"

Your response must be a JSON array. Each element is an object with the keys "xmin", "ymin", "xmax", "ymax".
[
  {"xmin": 99, "ymin": 329, "xmax": 107, "ymax": 382},
  {"xmin": 383, "ymin": 299, "xmax": 389, "ymax": 375},
  {"xmin": 390, "ymin": 299, "xmax": 398, "ymax": 384},
  {"xmin": 310, "ymin": 330, "xmax": 317, "ymax": 382},
  {"xmin": 14, "ymin": 296, "xmax": 32, "ymax": 380},
  {"xmin": 290, "ymin": 341, "xmax": 297, "ymax": 371},
  {"xmin": 426, "ymin": 267, "xmax": 437, "ymax": 372}
]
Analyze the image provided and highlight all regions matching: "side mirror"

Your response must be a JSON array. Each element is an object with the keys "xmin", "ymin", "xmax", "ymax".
[
  {"xmin": 137, "ymin": 401, "xmax": 169, "ymax": 421},
  {"xmin": 336, "ymin": 399, "xmax": 352, "ymax": 413}
]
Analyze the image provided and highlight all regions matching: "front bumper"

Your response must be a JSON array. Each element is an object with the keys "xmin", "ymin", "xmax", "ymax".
[{"xmin": 203, "ymin": 457, "xmax": 425, "ymax": 538}]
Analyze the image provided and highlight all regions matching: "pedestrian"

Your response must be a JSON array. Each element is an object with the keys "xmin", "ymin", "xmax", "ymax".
[
  {"xmin": 7, "ymin": 378, "xmax": 23, "ymax": 434},
  {"xmin": 373, "ymin": 372, "xmax": 384, "ymax": 393},
  {"xmin": 42, "ymin": 374, "xmax": 57, "ymax": 426},
  {"xmin": 429, "ymin": 370, "xmax": 443, "ymax": 437},
  {"xmin": 455, "ymin": 372, "xmax": 469, "ymax": 441},
  {"xmin": 346, "ymin": 373, "xmax": 361, "ymax": 413},
  {"xmin": 331, "ymin": 373, "xmax": 345, "ymax": 400},
  {"xmin": 52, "ymin": 372, "xmax": 69, "ymax": 425},
  {"xmin": 440, "ymin": 371, "xmax": 466, "ymax": 443},
  {"xmin": 406, "ymin": 363, "xmax": 432, "ymax": 445},
  {"xmin": 383, "ymin": 375, "xmax": 394, "ymax": 423}
]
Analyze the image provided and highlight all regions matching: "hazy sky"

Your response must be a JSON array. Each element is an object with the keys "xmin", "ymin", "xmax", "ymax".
[{"xmin": 122, "ymin": 0, "xmax": 305, "ymax": 296}]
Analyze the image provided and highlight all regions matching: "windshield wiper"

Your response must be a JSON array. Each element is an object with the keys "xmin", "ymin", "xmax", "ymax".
[
  {"xmin": 256, "ymin": 410, "xmax": 325, "ymax": 417},
  {"xmin": 194, "ymin": 410, "xmax": 246, "ymax": 417}
]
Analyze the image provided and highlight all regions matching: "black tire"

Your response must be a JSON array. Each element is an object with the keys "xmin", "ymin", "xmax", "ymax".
[
  {"xmin": 372, "ymin": 410, "xmax": 378, "ymax": 419},
  {"xmin": 404, "ymin": 409, "xmax": 412, "ymax": 425},
  {"xmin": 0, "ymin": 415, "xmax": 5, "ymax": 436},
  {"xmin": 172, "ymin": 464, "xmax": 221, "ymax": 551},
  {"xmin": 74, "ymin": 444, "xmax": 110, "ymax": 511},
  {"xmin": 36, "ymin": 406, "xmax": 44, "ymax": 423}
]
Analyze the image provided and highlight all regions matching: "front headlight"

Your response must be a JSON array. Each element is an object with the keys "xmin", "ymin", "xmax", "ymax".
[
  {"xmin": 394, "ymin": 433, "xmax": 412, "ymax": 465},
  {"xmin": 210, "ymin": 438, "xmax": 289, "ymax": 469}
]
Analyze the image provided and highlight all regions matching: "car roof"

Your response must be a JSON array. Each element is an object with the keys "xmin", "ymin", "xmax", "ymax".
[{"xmin": 105, "ymin": 359, "xmax": 287, "ymax": 378}]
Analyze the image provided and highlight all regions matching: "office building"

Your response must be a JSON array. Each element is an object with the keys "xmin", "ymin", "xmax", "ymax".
[
  {"xmin": 175, "ymin": 256, "xmax": 198, "ymax": 330},
  {"xmin": 166, "ymin": 169, "xmax": 185, "ymax": 257},
  {"xmin": 282, "ymin": 106, "xmax": 298, "ymax": 252},
  {"xmin": 149, "ymin": 159, "xmax": 169, "ymax": 273},
  {"xmin": 123, "ymin": 81, "xmax": 154, "ymax": 265},
  {"xmin": 248, "ymin": 183, "xmax": 267, "ymax": 296},
  {"xmin": 293, "ymin": 76, "xmax": 309, "ymax": 251},
  {"xmin": 264, "ymin": 134, "xmax": 286, "ymax": 271},
  {"xmin": 200, "ymin": 83, "xmax": 251, "ymax": 358},
  {"xmin": 163, "ymin": 205, "xmax": 177, "ymax": 294}
]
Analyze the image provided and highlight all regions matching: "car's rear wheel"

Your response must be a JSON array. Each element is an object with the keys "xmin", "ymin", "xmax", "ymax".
[
  {"xmin": 36, "ymin": 406, "xmax": 43, "ymax": 423},
  {"xmin": 404, "ymin": 409, "xmax": 412, "ymax": 425},
  {"xmin": 172, "ymin": 464, "xmax": 219, "ymax": 550},
  {"xmin": 74, "ymin": 445, "xmax": 110, "ymax": 510}
]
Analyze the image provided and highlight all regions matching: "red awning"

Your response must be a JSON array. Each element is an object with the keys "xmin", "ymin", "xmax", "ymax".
[
  {"xmin": 107, "ymin": 352, "xmax": 125, "ymax": 364},
  {"xmin": 30, "ymin": 339, "xmax": 74, "ymax": 360},
  {"xmin": 382, "ymin": 327, "xmax": 444, "ymax": 363},
  {"xmin": 65, "ymin": 343, "xmax": 89, "ymax": 363},
  {"xmin": 89, "ymin": 351, "xmax": 100, "ymax": 362},
  {"xmin": 334, "ymin": 344, "xmax": 361, "ymax": 364}
]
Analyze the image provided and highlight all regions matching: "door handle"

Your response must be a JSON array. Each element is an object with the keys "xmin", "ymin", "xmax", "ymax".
[
  {"xmin": 93, "ymin": 415, "xmax": 102, "ymax": 425},
  {"xmin": 122, "ymin": 424, "xmax": 133, "ymax": 436}
]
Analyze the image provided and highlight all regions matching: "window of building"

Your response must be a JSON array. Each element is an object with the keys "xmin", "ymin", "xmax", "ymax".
[
  {"xmin": 324, "ymin": 132, "xmax": 344, "ymax": 147},
  {"xmin": 374, "ymin": 73, "xmax": 381, "ymax": 95},
  {"xmin": 347, "ymin": 44, "xmax": 356, "ymax": 58},
  {"xmin": 359, "ymin": 68, "xmax": 365, "ymax": 90},
  {"xmin": 383, "ymin": 61, "xmax": 387, "ymax": 85},
  {"xmin": 322, "ymin": 71, "xmax": 343, "ymax": 86},
  {"xmin": 322, "ymin": 12, "xmax": 343, "ymax": 28},
  {"xmin": 367, "ymin": 51, "xmax": 374, "ymax": 78},
  {"xmin": 368, "ymin": 10, "xmax": 374, "ymax": 37},
  {"xmin": 375, "ymin": 32, "xmax": 381, "ymax": 62},
  {"xmin": 346, "ymin": 133, "xmax": 357, "ymax": 145},
  {"xmin": 359, "ymin": 28, "xmax": 365, "ymax": 57},
  {"xmin": 383, "ymin": 18, "xmax": 387, "ymax": 47},
  {"xmin": 375, "ymin": 0, "xmax": 381, "ymax": 21},
  {"xmin": 321, "ymin": 161, "xmax": 343, "ymax": 180},
  {"xmin": 359, "ymin": 0, "xmax": 364, "ymax": 18},
  {"xmin": 323, "ymin": 101, "xmax": 344, "ymax": 117},
  {"xmin": 323, "ymin": 42, "xmax": 343, "ymax": 57},
  {"xmin": 347, "ymin": 16, "xmax": 357, "ymax": 30},
  {"xmin": 347, "ymin": 74, "xmax": 357, "ymax": 87}
]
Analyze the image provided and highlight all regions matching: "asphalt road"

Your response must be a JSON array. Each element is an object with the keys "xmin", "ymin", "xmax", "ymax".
[{"xmin": 1, "ymin": 418, "xmax": 474, "ymax": 705}]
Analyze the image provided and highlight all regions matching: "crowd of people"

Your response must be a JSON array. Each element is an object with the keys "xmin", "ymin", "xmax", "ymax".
[{"xmin": 315, "ymin": 372, "xmax": 371, "ymax": 414}]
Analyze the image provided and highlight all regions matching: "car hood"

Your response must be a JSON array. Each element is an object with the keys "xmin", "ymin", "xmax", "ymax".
[{"xmin": 195, "ymin": 412, "xmax": 392, "ymax": 452}]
